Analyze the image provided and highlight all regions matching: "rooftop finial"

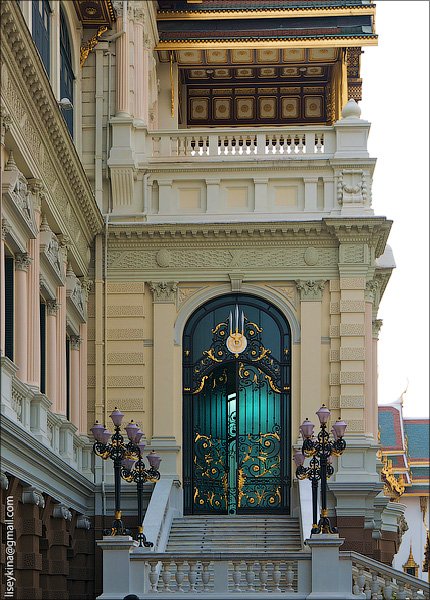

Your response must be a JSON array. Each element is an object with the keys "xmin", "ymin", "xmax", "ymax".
[{"xmin": 341, "ymin": 98, "xmax": 361, "ymax": 120}]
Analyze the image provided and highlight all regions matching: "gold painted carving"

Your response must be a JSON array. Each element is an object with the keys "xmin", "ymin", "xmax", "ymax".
[{"xmin": 80, "ymin": 26, "xmax": 108, "ymax": 67}]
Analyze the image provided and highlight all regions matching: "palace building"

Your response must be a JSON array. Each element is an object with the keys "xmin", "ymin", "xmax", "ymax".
[{"xmin": 1, "ymin": 1, "xmax": 428, "ymax": 598}]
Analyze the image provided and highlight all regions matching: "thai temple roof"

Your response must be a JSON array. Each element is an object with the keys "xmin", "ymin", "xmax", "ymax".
[{"xmin": 379, "ymin": 402, "xmax": 429, "ymax": 499}]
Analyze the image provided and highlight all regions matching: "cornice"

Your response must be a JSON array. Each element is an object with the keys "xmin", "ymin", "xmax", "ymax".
[
  {"xmin": 0, "ymin": 3, "xmax": 103, "ymax": 243},
  {"xmin": 323, "ymin": 217, "xmax": 392, "ymax": 258},
  {"xmin": 157, "ymin": 5, "xmax": 376, "ymax": 21},
  {"xmin": 155, "ymin": 35, "xmax": 378, "ymax": 51}
]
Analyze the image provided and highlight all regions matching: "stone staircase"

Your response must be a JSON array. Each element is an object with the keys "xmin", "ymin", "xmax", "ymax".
[{"xmin": 166, "ymin": 514, "xmax": 302, "ymax": 553}]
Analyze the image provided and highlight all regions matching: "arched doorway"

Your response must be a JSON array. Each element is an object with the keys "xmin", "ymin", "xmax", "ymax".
[{"xmin": 183, "ymin": 294, "xmax": 291, "ymax": 515}]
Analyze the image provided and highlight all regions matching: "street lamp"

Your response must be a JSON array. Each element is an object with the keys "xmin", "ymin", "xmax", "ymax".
[
  {"xmin": 120, "ymin": 431, "xmax": 161, "ymax": 547},
  {"xmin": 91, "ymin": 408, "xmax": 161, "ymax": 539},
  {"xmin": 294, "ymin": 405, "xmax": 347, "ymax": 535}
]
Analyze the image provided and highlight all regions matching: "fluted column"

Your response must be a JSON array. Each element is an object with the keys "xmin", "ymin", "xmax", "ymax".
[
  {"xmin": 0, "ymin": 220, "xmax": 10, "ymax": 357},
  {"xmin": 70, "ymin": 335, "xmax": 81, "ymax": 431},
  {"xmin": 79, "ymin": 322, "xmax": 88, "ymax": 435},
  {"xmin": 46, "ymin": 300, "xmax": 59, "ymax": 410},
  {"xmin": 14, "ymin": 253, "xmax": 32, "ymax": 381},
  {"xmin": 56, "ymin": 242, "xmax": 68, "ymax": 415},
  {"xmin": 27, "ymin": 181, "xmax": 43, "ymax": 387},
  {"xmin": 115, "ymin": 15, "xmax": 130, "ymax": 116}
]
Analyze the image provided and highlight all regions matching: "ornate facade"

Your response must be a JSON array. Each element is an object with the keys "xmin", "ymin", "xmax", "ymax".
[{"xmin": 1, "ymin": 1, "xmax": 422, "ymax": 599}]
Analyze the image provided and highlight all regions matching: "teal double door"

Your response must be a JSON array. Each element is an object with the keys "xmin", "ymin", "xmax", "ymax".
[{"xmin": 185, "ymin": 362, "xmax": 288, "ymax": 514}]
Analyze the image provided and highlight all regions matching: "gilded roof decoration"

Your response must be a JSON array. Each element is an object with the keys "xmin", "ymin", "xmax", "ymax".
[{"xmin": 73, "ymin": 0, "xmax": 116, "ymax": 28}]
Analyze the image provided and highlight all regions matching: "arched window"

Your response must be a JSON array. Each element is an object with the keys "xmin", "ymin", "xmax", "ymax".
[
  {"xmin": 60, "ymin": 7, "xmax": 74, "ymax": 135},
  {"xmin": 183, "ymin": 293, "xmax": 292, "ymax": 515},
  {"xmin": 32, "ymin": 0, "xmax": 51, "ymax": 76}
]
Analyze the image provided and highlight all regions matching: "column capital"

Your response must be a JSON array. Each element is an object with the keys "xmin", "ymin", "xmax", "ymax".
[
  {"xmin": 70, "ymin": 335, "xmax": 82, "ymax": 351},
  {"xmin": 15, "ymin": 252, "xmax": 32, "ymax": 271},
  {"xmin": 149, "ymin": 281, "xmax": 178, "ymax": 304},
  {"xmin": 372, "ymin": 318, "xmax": 383, "ymax": 338},
  {"xmin": 296, "ymin": 279, "xmax": 326, "ymax": 301},
  {"xmin": 46, "ymin": 299, "xmax": 60, "ymax": 316},
  {"xmin": 0, "ymin": 472, "xmax": 9, "ymax": 490},
  {"xmin": 52, "ymin": 504, "xmax": 72, "ymax": 520},
  {"xmin": 22, "ymin": 486, "xmax": 45, "ymax": 507},
  {"xmin": 365, "ymin": 279, "xmax": 379, "ymax": 302},
  {"xmin": 76, "ymin": 515, "xmax": 91, "ymax": 530}
]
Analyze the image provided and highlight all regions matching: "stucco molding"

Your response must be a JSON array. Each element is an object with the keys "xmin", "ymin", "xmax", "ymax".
[
  {"xmin": 149, "ymin": 281, "xmax": 178, "ymax": 304},
  {"xmin": 296, "ymin": 279, "xmax": 326, "ymax": 301}
]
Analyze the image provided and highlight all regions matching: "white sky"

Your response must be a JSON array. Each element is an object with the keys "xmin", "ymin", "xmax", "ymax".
[{"xmin": 359, "ymin": 1, "xmax": 429, "ymax": 417}]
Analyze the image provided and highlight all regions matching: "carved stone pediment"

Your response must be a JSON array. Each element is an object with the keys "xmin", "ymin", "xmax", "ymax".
[
  {"xmin": 2, "ymin": 154, "xmax": 38, "ymax": 243},
  {"xmin": 39, "ymin": 216, "xmax": 65, "ymax": 286}
]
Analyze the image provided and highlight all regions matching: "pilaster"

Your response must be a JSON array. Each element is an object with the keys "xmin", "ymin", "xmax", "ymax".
[
  {"xmin": 27, "ymin": 180, "xmax": 43, "ymax": 387},
  {"xmin": 56, "ymin": 241, "xmax": 68, "ymax": 416},
  {"xmin": 0, "ymin": 219, "xmax": 10, "ymax": 356},
  {"xmin": 70, "ymin": 335, "xmax": 82, "ymax": 432},
  {"xmin": 46, "ymin": 300, "xmax": 59, "ymax": 411},
  {"xmin": 296, "ymin": 280, "xmax": 325, "ymax": 424},
  {"xmin": 149, "ymin": 282, "xmax": 178, "ymax": 451}
]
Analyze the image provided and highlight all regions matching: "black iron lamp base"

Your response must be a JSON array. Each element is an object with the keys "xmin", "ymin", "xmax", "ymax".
[
  {"xmin": 103, "ymin": 515, "xmax": 131, "ymax": 536},
  {"xmin": 312, "ymin": 511, "xmax": 338, "ymax": 535}
]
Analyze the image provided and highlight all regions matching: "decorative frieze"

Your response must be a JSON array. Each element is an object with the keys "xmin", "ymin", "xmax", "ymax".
[
  {"xmin": 340, "ymin": 371, "xmax": 365, "ymax": 384},
  {"xmin": 339, "ymin": 323, "xmax": 365, "ymax": 336},
  {"xmin": 340, "ymin": 300, "xmax": 365, "ymax": 313},
  {"xmin": 339, "ymin": 347, "xmax": 365, "ymax": 361},
  {"xmin": 149, "ymin": 281, "xmax": 178, "ymax": 304},
  {"xmin": 340, "ymin": 395, "xmax": 365, "ymax": 409},
  {"xmin": 106, "ymin": 305, "xmax": 144, "ymax": 317},
  {"xmin": 296, "ymin": 279, "xmax": 326, "ymax": 301},
  {"xmin": 345, "ymin": 419, "xmax": 365, "ymax": 432},
  {"xmin": 107, "ymin": 352, "xmax": 144, "ymax": 364},
  {"xmin": 107, "ymin": 282, "xmax": 145, "ymax": 294},
  {"xmin": 107, "ymin": 328, "xmax": 145, "ymax": 340},
  {"xmin": 107, "ymin": 376, "xmax": 144, "ymax": 388}
]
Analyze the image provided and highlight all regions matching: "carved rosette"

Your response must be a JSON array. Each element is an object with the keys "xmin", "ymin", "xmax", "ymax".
[
  {"xmin": 14, "ymin": 252, "xmax": 32, "ymax": 271},
  {"xmin": 149, "ymin": 281, "xmax": 178, "ymax": 304},
  {"xmin": 296, "ymin": 279, "xmax": 326, "ymax": 301}
]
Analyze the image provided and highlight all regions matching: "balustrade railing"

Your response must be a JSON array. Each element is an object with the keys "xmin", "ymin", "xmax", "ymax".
[
  {"xmin": 133, "ymin": 551, "xmax": 308, "ymax": 596},
  {"xmin": 150, "ymin": 127, "xmax": 332, "ymax": 160},
  {"xmin": 347, "ymin": 551, "xmax": 430, "ymax": 599}
]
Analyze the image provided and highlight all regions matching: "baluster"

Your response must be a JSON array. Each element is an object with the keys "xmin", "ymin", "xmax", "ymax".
[
  {"xmin": 297, "ymin": 135, "xmax": 304, "ymax": 154},
  {"xmin": 189, "ymin": 136, "xmax": 196, "ymax": 156},
  {"xmin": 370, "ymin": 572, "xmax": 382, "ymax": 599},
  {"xmin": 353, "ymin": 576, "xmax": 361, "ymax": 595},
  {"xmin": 177, "ymin": 136, "xmax": 185, "ymax": 157},
  {"xmin": 272, "ymin": 134, "xmax": 279, "ymax": 154},
  {"xmin": 279, "ymin": 134, "xmax": 285, "ymax": 154},
  {"xmin": 170, "ymin": 136, "xmax": 178, "ymax": 157},
  {"xmin": 382, "ymin": 576, "xmax": 393, "ymax": 599},
  {"xmin": 187, "ymin": 561, "xmax": 198, "ymax": 592},
  {"xmin": 258, "ymin": 561, "xmax": 269, "ymax": 592},
  {"xmin": 232, "ymin": 561, "xmax": 242, "ymax": 592},
  {"xmin": 225, "ymin": 136, "xmax": 232, "ymax": 155},
  {"xmin": 201, "ymin": 561, "xmax": 211, "ymax": 592},
  {"xmin": 396, "ymin": 583, "xmax": 407, "ymax": 600},
  {"xmin": 245, "ymin": 561, "xmax": 256, "ymax": 591},
  {"xmin": 149, "ymin": 560, "xmax": 159, "ymax": 592},
  {"xmin": 285, "ymin": 562, "xmax": 294, "ymax": 592},
  {"xmin": 273, "ymin": 562, "xmax": 282, "ymax": 593},
  {"xmin": 356, "ymin": 567, "xmax": 366, "ymax": 594},
  {"xmin": 285, "ymin": 134, "xmax": 292, "ymax": 155},
  {"xmin": 316, "ymin": 133, "xmax": 323, "ymax": 153},
  {"xmin": 161, "ymin": 561, "xmax": 173, "ymax": 592},
  {"xmin": 152, "ymin": 136, "xmax": 160, "ymax": 158},
  {"xmin": 173, "ymin": 561, "xmax": 185, "ymax": 592},
  {"xmin": 364, "ymin": 582, "xmax": 372, "ymax": 599}
]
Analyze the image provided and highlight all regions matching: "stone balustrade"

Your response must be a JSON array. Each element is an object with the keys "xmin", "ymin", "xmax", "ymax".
[
  {"xmin": 1, "ymin": 356, "xmax": 93, "ymax": 478},
  {"xmin": 349, "ymin": 552, "xmax": 430, "ymax": 599},
  {"xmin": 148, "ymin": 127, "xmax": 332, "ymax": 160}
]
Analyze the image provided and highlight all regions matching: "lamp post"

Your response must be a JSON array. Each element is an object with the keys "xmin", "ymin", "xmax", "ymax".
[
  {"xmin": 91, "ymin": 408, "xmax": 161, "ymax": 540},
  {"xmin": 294, "ymin": 405, "xmax": 347, "ymax": 535},
  {"xmin": 120, "ymin": 431, "xmax": 161, "ymax": 547}
]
